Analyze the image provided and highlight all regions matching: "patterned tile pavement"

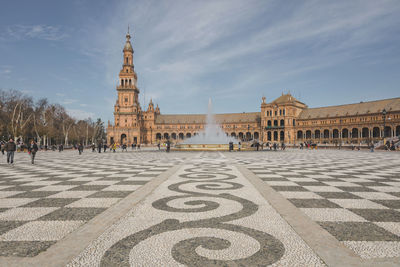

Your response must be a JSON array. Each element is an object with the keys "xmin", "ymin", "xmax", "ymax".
[
  {"xmin": 226, "ymin": 149, "xmax": 400, "ymax": 259},
  {"xmin": 0, "ymin": 149, "xmax": 189, "ymax": 257}
]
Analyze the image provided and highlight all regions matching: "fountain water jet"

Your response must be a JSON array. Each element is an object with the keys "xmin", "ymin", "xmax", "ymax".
[{"xmin": 174, "ymin": 98, "xmax": 238, "ymax": 151}]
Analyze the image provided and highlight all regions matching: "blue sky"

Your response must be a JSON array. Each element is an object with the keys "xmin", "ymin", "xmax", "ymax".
[{"xmin": 1, "ymin": 0, "xmax": 400, "ymax": 122}]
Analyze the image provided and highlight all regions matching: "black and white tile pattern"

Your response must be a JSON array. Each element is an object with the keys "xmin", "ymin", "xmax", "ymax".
[
  {"xmin": 0, "ymin": 150, "xmax": 183, "ymax": 257},
  {"xmin": 227, "ymin": 150, "xmax": 400, "ymax": 259}
]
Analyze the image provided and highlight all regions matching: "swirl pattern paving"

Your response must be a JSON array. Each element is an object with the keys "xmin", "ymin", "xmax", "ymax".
[{"xmin": 68, "ymin": 153, "xmax": 325, "ymax": 266}]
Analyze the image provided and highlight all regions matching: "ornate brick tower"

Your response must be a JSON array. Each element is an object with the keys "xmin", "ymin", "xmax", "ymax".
[{"xmin": 109, "ymin": 28, "xmax": 142, "ymax": 145}]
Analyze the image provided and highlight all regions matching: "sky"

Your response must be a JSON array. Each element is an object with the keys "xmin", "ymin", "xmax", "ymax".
[{"xmin": 1, "ymin": 0, "xmax": 400, "ymax": 122}]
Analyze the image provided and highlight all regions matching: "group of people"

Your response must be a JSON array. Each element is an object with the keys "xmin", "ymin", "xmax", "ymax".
[{"xmin": 1, "ymin": 138, "xmax": 38, "ymax": 164}]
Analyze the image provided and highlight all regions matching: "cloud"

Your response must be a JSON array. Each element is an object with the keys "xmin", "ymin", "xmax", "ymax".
[
  {"xmin": 4, "ymin": 24, "xmax": 69, "ymax": 41},
  {"xmin": 77, "ymin": 0, "xmax": 400, "ymax": 113},
  {"xmin": 67, "ymin": 109, "xmax": 95, "ymax": 120},
  {"xmin": 62, "ymin": 98, "xmax": 78, "ymax": 105}
]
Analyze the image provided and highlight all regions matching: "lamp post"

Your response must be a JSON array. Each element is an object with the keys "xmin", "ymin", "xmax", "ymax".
[
  {"xmin": 150, "ymin": 126, "xmax": 152, "ymax": 145},
  {"xmin": 382, "ymin": 108, "xmax": 387, "ymax": 140}
]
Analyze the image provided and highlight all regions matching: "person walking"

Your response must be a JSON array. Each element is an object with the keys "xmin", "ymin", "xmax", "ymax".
[
  {"xmin": 28, "ymin": 140, "xmax": 38, "ymax": 164},
  {"xmin": 5, "ymin": 138, "xmax": 16, "ymax": 164},
  {"xmin": 157, "ymin": 143, "xmax": 160, "ymax": 150},
  {"xmin": 166, "ymin": 140, "xmax": 170, "ymax": 153},
  {"xmin": 1, "ymin": 141, "xmax": 5, "ymax": 155},
  {"xmin": 238, "ymin": 141, "xmax": 241, "ymax": 151},
  {"xmin": 103, "ymin": 144, "xmax": 107, "ymax": 152},
  {"xmin": 97, "ymin": 142, "xmax": 102, "ymax": 153},
  {"xmin": 78, "ymin": 143, "xmax": 84, "ymax": 155}
]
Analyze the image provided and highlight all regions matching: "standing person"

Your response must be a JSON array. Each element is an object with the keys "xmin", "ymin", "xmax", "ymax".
[
  {"xmin": 112, "ymin": 143, "xmax": 117, "ymax": 153},
  {"xmin": 166, "ymin": 140, "xmax": 170, "ymax": 153},
  {"xmin": 97, "ymin": 142, "xmax": 102, "ymax": 153},
  {"xmin": 1, "ymin": 141, "xmax": 5, "ymax": 155},
  {"xmin": 131, "ymin": 143, "xmax": 134, "ymax": 150},
  {"xmin": 157, "ymin": 142, "xmax": 160, "ymax": 150},
  {"xmin": 255, "ymin": 142, "xmax": 260, "ymax": 151},
  {"xmin": 122, "ymin": 144, "xmax": 127, "ymax": 152},
  {"xmin": 28, "ymin": 140, "xmax": 38, "ymax": 164},
  {"xmin": 5, "ymin": 138, "xmax": 16, "ymax": 164},
  {"xmin": 78, "ymin": 143, "xmax": 84, "ymax": 155},
  {"xmin": 103, "ymin": 143, "xmax": 107, "ymax": 152}
]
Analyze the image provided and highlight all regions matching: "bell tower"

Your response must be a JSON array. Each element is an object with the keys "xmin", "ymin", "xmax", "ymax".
[{"xmin": 114, "ymin": 27, "xmax": 141, "ymax": 128}]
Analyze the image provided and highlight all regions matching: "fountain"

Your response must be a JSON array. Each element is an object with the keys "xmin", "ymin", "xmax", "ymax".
[{"xmin": 174, "ymin": 99, "xmax": 239, "ymax": 151}]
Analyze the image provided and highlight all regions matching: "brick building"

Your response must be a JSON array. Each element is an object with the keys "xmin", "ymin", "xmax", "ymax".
[{"xmin": 107, "ymin": 32, "xmax": 400, "ymax": 145}]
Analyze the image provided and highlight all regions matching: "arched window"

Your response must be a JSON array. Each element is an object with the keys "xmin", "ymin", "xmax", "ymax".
[
  {"xmin": 373, "ymin": 127, "xmax": 380, "ymax": 138},
  {"xmin": 273, "ymin": 131, "xmax": 278, "ymax": 141},
  {"xmin": 280, "ymin": 131, "xmax": 284, "ymax": 140},
  {"xmin": 315, "ymin": 130, "xmax": 320, "ymax": 139},
  {"xmin": 129, "ymin": 79, "xmax": 132, "ymax": 85},
  {"xmin": 267, "ymin": 120, "xmax": 271, "ymax": 127},
  {"xmin": 267, "ymin": 131, "xmax": 271, "ymax": 141},
  {"xmin": 362, "ymin": 128, "xmax": 369, "ymax": 138},
  {"xmin": 323, "ymin": 129, "xmax": 329, "ymax": 139},
  {"xmin": 351, "ymin": 128, "xmax": 358, "ymax": 139},
  {"xmin": 274, "ymin": 120, "xmax": 278, "ymax": 126},
  {"xmin": 121, "ymin": 79, "xmax": 124, "ymax": 86},
  {"xmin": 333, "ymin": 129, "xmax": 339, "ymax": 138},
  {"xmin": 126, "ymin": 57, "xmax": 129, "ymax": 64},
  {"xmin": 293, "ymin": 119, "xmax": 296, "ymax": 126},
  {"xmin": 306, "ymin": 130, "xmax": 311, "ymax": 139},
  {"xmin": 280, "ymin": 119, "xmax": 284, "ymax": 126},
  {"xmin": 283, "ymin": 109, "xmax": 286, "ymax": 116},
  {"xmin": 297, "ymin": 131, "xmax": 303, "ymax": 139},
  {"xmin": 342, "ymin": 129, "xmax": 349, "ymax": 138},
  {"xmin": 279, "ymin": 110, "xmax": 282, "ymax": 115}
]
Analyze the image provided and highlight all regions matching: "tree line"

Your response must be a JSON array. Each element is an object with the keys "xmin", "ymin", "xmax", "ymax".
[{"xmin": 0, "ymin": 89, "xmax": 106, "ymax": 146}]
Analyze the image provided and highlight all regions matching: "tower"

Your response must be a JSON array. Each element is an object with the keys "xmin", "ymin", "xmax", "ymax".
[{"xmin": 114, "ymin": 28, "xmax": 140, "ymax": 129}]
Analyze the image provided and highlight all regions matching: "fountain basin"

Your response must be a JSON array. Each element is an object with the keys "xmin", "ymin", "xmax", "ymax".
[{"xmin": 174, "ymin": 143, "xmax": 238, "ymax": 151}]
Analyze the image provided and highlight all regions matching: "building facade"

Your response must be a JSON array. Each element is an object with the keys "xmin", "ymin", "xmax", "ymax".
[{"xmin": 107, "ymin": 32, "xmax": 400, "ymax": 146}]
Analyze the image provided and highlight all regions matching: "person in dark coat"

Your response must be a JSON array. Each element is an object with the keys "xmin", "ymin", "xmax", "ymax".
[
  {"xmin": 103, "ymin": 144, "xmax": 107, "ymax": 152},
  {"xmin": 166, "ymin": 140, "xmax": 170, "ymax": 153},
  {"xmin": 28, "ymin": 140, "xmax": 39, "ymax": 164},
  {"xmin": 78, "ymin": 143, "xmax": 84, "ymax": 155},
  {"xmin": 5, "ymin": 138, "xmax": 16, "ymax": 164}
]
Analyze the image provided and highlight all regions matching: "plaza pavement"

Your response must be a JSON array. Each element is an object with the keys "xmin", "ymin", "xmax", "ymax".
[{"xmin": 0, "ymin": 149, "xmax": 399, "ymax": 266}]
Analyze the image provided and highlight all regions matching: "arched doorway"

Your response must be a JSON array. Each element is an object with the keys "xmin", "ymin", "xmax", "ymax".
[
  {"xmin": 179, "ymin": 133, "xmax": 184, "ymax": 140},
  {"xmin": 110, "ymin": 137, "xmax": 114, "ymax": 144},
  {"xmin": 156, "ymin": 133, "xmax": 162, "ymax": 140},
  {"xmin": 306, "ymin": 130, "xmax": 311, "ymax": 139},
  {"xmin": 254, "ymin": 132, "xmax": 259, "ymax": 140},
  {"xmin": 342, "ymin": 128, "xmax": 349, "ymax": 138},
  {"xmin": 163, "ymin": 133, "xmax": 169, "ymax": 140},
  {"xmin": 333, "ymin": 129, "xmax": 339, "ymax": 139},
  {"xmin": 323, "ymin": 129, "xmax": 329, "ymax": 139},
  {"xmin": 121, "ymin": 134, "xmax": 127, "ymax": 144},
  {"xmin": 186, "ymin": 133, "xmax": 191, "ymax": 138},
  {"xmin": 231, "ymin": 132, "xmax": 236, "ymax": 137},
  {"xmin": 362, "ymin": 128, "xmax": 369, "ymax": 138},
  {"xmin": 351, "ymin": 128, "xmax": 359, "ymax": 139},
  {"xmin": 384, "ymin": 126, "xmax": 392, "ymax": 137},
  {"xmin": 238, "ymin": 132, "xmax": 244, "ymax": 140},
  {"xmin": 396, "ymin": 125, "xmax": 400, "ymax": 136},
  {"xmin": 373, "ymin": 127, "xmax": 380, "ymax": 138},
  {"xmin": 297, "ymin": 131, "xmax": 303, "ymax": 139},
  {"xmin": 246, "ymin": 132, "xmax": 252, "ymax": 140},
  {"xmin": 171, "ymin": 133, "xmax": 177, "ymax": 140},
  {"xmin": 315, "ymin": 130, "xmax": 320, "ymax": 139}
]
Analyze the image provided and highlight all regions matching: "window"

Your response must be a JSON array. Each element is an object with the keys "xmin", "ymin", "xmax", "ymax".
[
  {"xmin": 126, "ymin": 57, "xmax": 129, "ymax": 64},
  {"xmin": 275, "ymin": 111, "xmax": 277, "ymax": 116},
  {"xmin": 124, "ymin": 97, "xmax": 128, "ymax": 103},
  {"xmin": 279, "ymin": 110, "xmax": 282, "ymax": 116},
  {"xmin": 283, "ymin": 109, "xmax": 285, "ymax": 116}
]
